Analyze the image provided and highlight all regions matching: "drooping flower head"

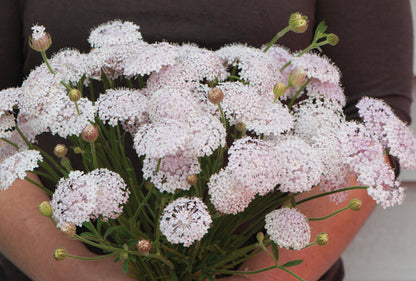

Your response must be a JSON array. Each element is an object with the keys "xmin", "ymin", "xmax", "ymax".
[{"xmin": 159, "ymin": 197, "xmax": 212, "ymax": 247}]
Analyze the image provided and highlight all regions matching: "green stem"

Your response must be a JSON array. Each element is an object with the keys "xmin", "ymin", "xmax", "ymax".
[
  {"xmin": 263, "ymin": 26, "xmax": 291, "ymax": 53},
  {"xmin": 296, "ymin": 186, "xmax": 368, "ymax": 205},
  {"xmin": 287, "ymin": 78, "xmax": 311, "ymax": 109},
  {"xmin": 90, "ymin": 141, "xmax": 98, "ymax": 169},
  {"xmin": 276, "ymin": 266, "xmax": 306, "ymax": 281},
  {"xmin": 212, "ymin": 265, "xmax": 276, "ymax": 275},
  {"xmin": 66, "ymin": 253, "xmax": 116, "ymax": 261},
  {"xmin": 24, "ymin": 176, "xmax": 53, "ymax": 196},
  {"xmin": 40, "ymin": 51, "xmax": 71, "ymax": 90},
  {"xmin": 0, "ymin": 137, "xmax": 19, "ymax": 150},
  {"xmin": 309, "ymin": 206, "xmax": 349, "ymax": 221}
]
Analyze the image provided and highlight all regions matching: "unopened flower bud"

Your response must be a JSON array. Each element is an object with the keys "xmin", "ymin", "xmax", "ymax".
[
  {"xmin": 235, "ymin": 122, "xmax": 246, "ymax": 134},
  {"xmin": 54, "ymin": 248, "xmax": 67, "ymax": 261},
  {"xmin": 81, "ymin": 124, "xmax": 99, "ymax": 142},
  {"xmin": 73, "ymin": 147, "xmax": 83, "ymax": 154},
  {"xmin": 186, "ymin": 174, "xmax": 198, "ymax": 186},
  {"xmin": 289, "ymin": 12, "xmax": 309, "ymax": 33},
  {"xmin": 208, "ymin": 87, "xmax": 224, "ymax": 105},
  {"xmin": 256, "ymin": 232, "xmax": 264, "ymax": 243},
  {"xmin": 39, "ymin": 201, "xmax": 53, "ymax": 217},
  {"xmin": 273, "ymin": 83, "xmax": 287, "ymax": 98},
  {"xmin": 288, "ymin": 69, "xmax": 307, "ymax": 88},
  {"xmin": 29, "ymin": 25, "xmax": 52, "ymax": 52},
  {"xmin": 349, "ymin": 198, "xmax": 363, "ymax": 211},
  {"xmin": 315, "ymin": 232, "xmax": 329, "ymax": 246},
  {"xmin": 60, "ymin": 223, "xmax": 76, "ymax": 238},
  {"xmin": 53, "ymin": 144, "xmax": 68, "ymax": 158},
  {"xmin": 68, "ymin": 89, "xmax": 81, "ymax": 102},
  {"xmin": 326, "ymin": 33, "xmax": 339, "ymax": 46},
  {"xmin": 137, "ymin": 239, "xmax": 152, "ymax": 254}
]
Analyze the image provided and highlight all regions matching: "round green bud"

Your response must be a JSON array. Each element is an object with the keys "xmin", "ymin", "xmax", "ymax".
[
  {"xmin": 53, "ymin": 144, "xmax": 68, "ymax": 158},
  {"xmin": 54, "ymin": 248, "xmax": 67, "ymax": 261},
  {"xmin": 326, "ymin": 33, "xmax": 339, "ymax": 46},
  {"xmin": 273, "ymin": 83, "xmax": 287, "ymax": 98},
  {"xmin": 144, "ymin": 181, "xmax": 154, "ymax": 190},
  {"xmin": 39, "ymin": 201, "xmax": 53, "ymax": 217},
  {"xmin": 208, "ymin": 87, "xmax": 224, "ymax": 105},
  {"xmin": 68, "ymin": 89, "xmax": 81, "ymax": 102},
  {"xmin": 289, "ymin": 12, "xmax": 309, "ymax": 33},
  {"xmin": 288, "ymin": 69, "xmax": 307, "ymax": 88},
  {"xmin": 256, "ymin": 232, "xmax": 265, "ymax": 243},
  {"xmin": 73, "ymin": 147, "xmax": 83, "ymax": 154},
  {"xmin": 349, "ymin": 198, "xmax": 363, "ymax": 211},
  {"xmin": 315, "ymin": 232, "xmax": 329, "ymax": 246}
]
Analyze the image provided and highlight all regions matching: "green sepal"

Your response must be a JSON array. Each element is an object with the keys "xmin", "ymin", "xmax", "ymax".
[
  {"xmin": 122, "ymin": 260, "xmax": 129, "ymax": 273},
  {"xmin": 271, "ymin": 241, "xmax": 279, "ymax": 261}
]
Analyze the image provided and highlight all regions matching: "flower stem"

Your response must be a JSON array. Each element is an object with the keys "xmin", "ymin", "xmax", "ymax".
[
  {"xmin": 296, "ymin": 186, "xmax": 368, "ymax": 205},
  {"xmin": 263, "ymin": 26, "xmax": 291, "ymax": 53},
  {"xmin": 287, "ymin": 78, "xmax": 311, "ymax": 109},
  {"xmin": 308, "ymin": 206, "xmax": 349, "ymax": 221},
  {"xmin": 24, "ymin": 176, "xmax": 53, "ymax": 196}
]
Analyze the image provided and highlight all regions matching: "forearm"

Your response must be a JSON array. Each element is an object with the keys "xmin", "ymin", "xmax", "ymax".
[
  {"xmin": 222, "ymin": 183, "xmax": 376, "ymax": 281},
  {"xmin": 0, "ymin": 173, "xmax": 135, "ymax": 281}
]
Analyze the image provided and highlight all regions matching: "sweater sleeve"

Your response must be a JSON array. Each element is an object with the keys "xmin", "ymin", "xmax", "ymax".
[
  {"xmin": 315, "ymin": 0, "xmax": 413, "ymax": 124},
  {"xmin": 0, "ymin": 0, "xmax": 23, "ymax": 89}
]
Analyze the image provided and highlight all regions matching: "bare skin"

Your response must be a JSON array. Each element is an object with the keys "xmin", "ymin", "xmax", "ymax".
[{"xmin": 0, "ymin": 173, "xmax": 136, "ymax": 281}]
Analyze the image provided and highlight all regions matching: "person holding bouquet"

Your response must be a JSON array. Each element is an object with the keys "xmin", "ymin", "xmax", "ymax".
[{"xmin": 0, "ymin": 1, "xmax": 412, "ymax": 281}]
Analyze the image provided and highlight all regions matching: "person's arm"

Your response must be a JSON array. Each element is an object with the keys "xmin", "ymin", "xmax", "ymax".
[{"xmin": 0, "ymin": 172, "xmax": 137, "ymax": 281}]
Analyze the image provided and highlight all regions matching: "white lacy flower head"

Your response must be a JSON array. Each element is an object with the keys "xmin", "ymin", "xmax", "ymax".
[
  {"xmin": 265, "ymin": 207, "xmax": 311, "ymax": 250},
  {"xmin": 123, "ymin": 42, "xmax": 179, "ymax": 77},
  {"xmin": 88, "ymin": 20, "xmax": 143, "ymax": 48},
  {"xmin": 142, "ymin": 153, "xmax": 201, "ymax": 193},
  {"xmin": 216, "ymin": 44, "xmax": 282, "ymax": 95},
  {"xmin": 52, "ymin": 169, "xmax": 129, "ymax": 228},
  {"xmin": 159, "ymin": 197, "xmax": 212, "ymax": 247},
  {"xmin": 134, "ymin": 115, "xmax": 225, "ymax": 159},
  {"xmin": 273, "ymin": 135, "xmax": 324, "ymax": 193},
  {"xmin": 146, "ymin": 44, "xmax": 228, "ymax": 92},
  {"xmin": 219, "ymin": 82, "xmax": 294, "ymax": 136},
  {"xmin": 208, "ymin": 168, "xmax": 256, "ymax": 215},
  {"xmin": 0, "ymin": 150, "xmax": 42, "ymax": 190},
  {"xmin": 357, "ymin": 97, "xmax": 416, "ymax": 170},
  {"xmin": 226, "ymin": 137, "xmax": 280, "ymax": 196},
  {"xmin": 88, "ymin": 169, "xmax": 130, "ymax": 220},
  {"xmin": 306, "ymin": 80, "xmax": 346, "ymax": 107},
  {"xmin": 97, "ymin": 88, "xmax": 149, "ymax": 127},
  {"xmin": 31, "ymin": 25, "xmax": 46, "ymax": 41},
  {"xmin": 146, "ymin": 87, "xmax": 203, "ymax": 123},
  {"xmin": 87, "ymin": 42, "xmax": 146, "ymax": 80},
  {"xmin": 291, "ymin": 52, "xmax": 341, "ymax": 84},
  {"xmin": 50, "ymin": 49, "xmax": 89, "ymax": 84}
]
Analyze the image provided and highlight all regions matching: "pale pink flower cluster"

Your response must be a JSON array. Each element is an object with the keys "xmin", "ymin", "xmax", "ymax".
[
  {"xmin": 31, "ymin": 25, "xmax": 46, "ymax": 41},
  {"xmin": 357, "ymin": 97, "xmax": 416, "ymax": 170},
  {"xmin": 0, "ymin": 150, "xmax": 43, "ymax": 190},
  {"xmin": 159, "ymin": 197, "xmax": 212, "ymax": 247},
  {"xmin": 51, "ymin": 169, "xmax": 129, "ymax": 228},
  {"xmin": 265, "ymin": 208, "xmax": 311, "ymax": 250}
]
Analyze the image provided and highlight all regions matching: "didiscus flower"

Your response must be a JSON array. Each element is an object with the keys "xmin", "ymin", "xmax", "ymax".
[
  {"xmin": 88, "ymin": 20, "xmax": 143, "ymax": 48},
  {"xmin": 0, "ymin": 150, "xmax": 43, "ymax": 190},
  {"xmin": 265, "ymin": 207, "xmax": 311, "ymax": 250},
  {"xmin": 159, "ymin": 197, "xmax": 212, "ymax": 247}
]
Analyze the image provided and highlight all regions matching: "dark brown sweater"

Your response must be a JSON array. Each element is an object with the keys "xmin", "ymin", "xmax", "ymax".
[{"xmin": 0, "ymin": 1, "xmax": 413, "ymax": 280}]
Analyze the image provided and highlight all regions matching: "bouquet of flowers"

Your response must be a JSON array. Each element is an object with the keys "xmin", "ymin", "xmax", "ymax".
[{"xmin": 1, "ymin": 13, "xmax": 415, "ymax": 280}]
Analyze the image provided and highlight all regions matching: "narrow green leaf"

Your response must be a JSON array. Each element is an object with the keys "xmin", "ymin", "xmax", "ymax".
[
  {"xmin": 113, "ymin": 256, "xmax": 121, "ymax": 263},
  {"xmin": 282, "ymin": 259, "xmax": 304, "ymax": 268},
  {"xmin": 207, "ymin": 276, "xmax": 217, "ymax": 281},
  {"xmin": 96, "ymin": 218, "xmax": 102, "ymax": 233},
  {"xmin": 169, "ymin": 271, "xmax": 178, "ymax": 281},
  {"xmin": 122, "ymin": 260, "xmax": 129, "ymax": 273},
  {"xmin": 271, "ymin": 241, "xmax": 279, "ymax": 261},
  {"xmin": 104, "ymin": 226, "xmax": 120, "ymax": 239},
  {"xmin": 79, "ymin": 231, "xmax": 95, "ymax": 238}
]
